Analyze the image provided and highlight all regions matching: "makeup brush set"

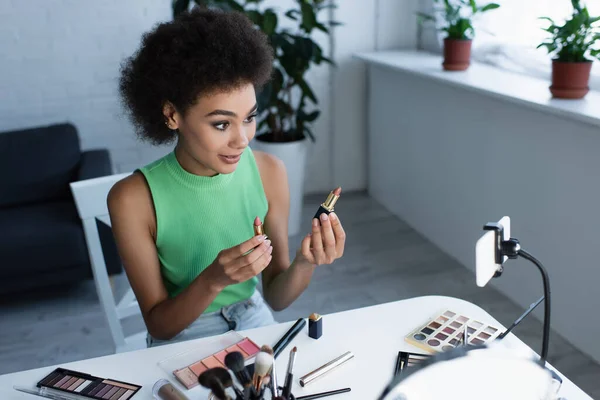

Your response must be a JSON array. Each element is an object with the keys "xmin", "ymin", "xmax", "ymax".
[{"xmin": 193, "ymin": 318, "xmax": 350, "ymax": 400}]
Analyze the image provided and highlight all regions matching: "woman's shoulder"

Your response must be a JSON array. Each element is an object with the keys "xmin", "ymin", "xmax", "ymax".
[
  {"xmin": 107, "ymin": 172, "xmax": 153, "ymax": 220},
  {"xmin": 252, "ymin": 148, "xmax": 286, "ymax": 178},
  {"xmin": 251, "ymin": 148, "xmax": 288, "ymax": 203}
]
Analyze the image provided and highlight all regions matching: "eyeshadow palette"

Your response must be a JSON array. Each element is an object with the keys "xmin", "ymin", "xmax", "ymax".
[
  {"xmin": 37, "ymin": 368, "xmax": 141, "ymax": 400},
  {"xmin": 173, "ymin": 336, "xmax": 261, "ymax": 389},
  {"xmin": 394, "ymin": 351, "xmax": 431, "ymax": 376},
  {"xmin": 405, "ymin": 309, "xmax": 503, "ymax": 354}
]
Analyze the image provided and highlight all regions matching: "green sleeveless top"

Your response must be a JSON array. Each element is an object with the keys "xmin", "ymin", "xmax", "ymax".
[{"xmin": 138, "ymin": 147, "xmax": 268, "ymax": 313}]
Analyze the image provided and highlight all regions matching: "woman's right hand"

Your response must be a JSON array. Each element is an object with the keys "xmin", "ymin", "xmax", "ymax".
[{"xmin": 204, "ymin": 235, "xmax": 273, "ymax": 292}]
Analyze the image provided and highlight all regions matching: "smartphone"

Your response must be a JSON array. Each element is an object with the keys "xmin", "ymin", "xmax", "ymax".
[{"xmin": 475, "ymin": 216, "xmax": 510, "ymax": 287}]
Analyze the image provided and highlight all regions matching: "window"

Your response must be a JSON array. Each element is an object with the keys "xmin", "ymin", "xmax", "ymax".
[{"xmin": 469, "ymin": 0, "xmax": 600, "ymax": 90}]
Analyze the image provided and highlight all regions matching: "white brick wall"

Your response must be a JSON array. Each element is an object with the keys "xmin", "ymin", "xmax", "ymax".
[{"xmin": 0, "ymin": 0, "xmax": 174, "ymax": 173}]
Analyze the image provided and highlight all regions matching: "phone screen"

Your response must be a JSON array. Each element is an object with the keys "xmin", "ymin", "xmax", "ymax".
[
  {"xmin": 476, "ymin": 229, "xmax": 499, "ymax": 287},
  {"xmin": 476, "ymin": 216, "xmax": 511, "ymax": 287}
]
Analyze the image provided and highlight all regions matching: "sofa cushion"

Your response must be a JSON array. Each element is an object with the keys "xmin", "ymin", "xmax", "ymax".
[
  {"xmin": 0, "ymin": 201, "xmax": 90, "ymax": 277},
  {"xmin": 0, "ymin": 123, "xmax": 81, "ymax": 208}
]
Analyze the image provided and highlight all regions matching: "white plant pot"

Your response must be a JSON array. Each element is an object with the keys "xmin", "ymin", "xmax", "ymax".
[{"xmin": 251, "ymin": 138, "xmax": 307, "ymax": 237}]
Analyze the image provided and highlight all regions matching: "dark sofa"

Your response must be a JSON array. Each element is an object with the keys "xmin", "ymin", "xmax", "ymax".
[{"xmin": 0, "ymin": 123, "xmax": 121, "ymax": 294}]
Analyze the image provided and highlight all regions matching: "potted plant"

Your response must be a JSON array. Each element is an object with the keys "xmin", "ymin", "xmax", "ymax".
[
  {"xmin": 173, "ymin": 0, "xmax": 337, "ymax": 236},
  {"xmin": 418, "ymin": 0, "xmax": 500, "ymax": 71},
  {"xmin": 538, "ymin": 0, "xmax": 600, "ymax": 99}
]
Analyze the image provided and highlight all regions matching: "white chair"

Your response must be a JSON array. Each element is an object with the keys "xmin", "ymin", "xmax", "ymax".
[{"xmin": 70, "ymin": 173, "xmax": 147, "ymax": 353}]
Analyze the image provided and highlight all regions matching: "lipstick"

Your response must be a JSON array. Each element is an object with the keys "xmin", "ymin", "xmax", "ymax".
[
  {"xmin": 254, "ymin": 216, "xmax": 264, "ymax": 236},
  {"xmin": 314, "ymin": 187, "xmax": 342, "ymax": 220},
  {"xmin": 308, "ymin": 313, "xmax": 322, "ymax": 339}
]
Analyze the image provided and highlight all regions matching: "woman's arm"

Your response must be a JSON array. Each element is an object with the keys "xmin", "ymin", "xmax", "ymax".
[
  {"xmin": 254, "ymin": 151, "xmax": 346, "ymax": 311},
  {"xmin": 107, "ymin": 173, "xmax": 271, "ymax": 340}
]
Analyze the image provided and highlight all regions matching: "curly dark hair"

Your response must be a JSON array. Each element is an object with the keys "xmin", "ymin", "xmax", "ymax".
[{"xmin": 118, "ymin": 8, "xmax": 274, "ymax": 145}]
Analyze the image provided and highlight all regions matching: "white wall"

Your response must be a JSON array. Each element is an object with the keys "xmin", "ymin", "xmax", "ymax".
[
  {"xmin": 0, "ymin": 0, "xmax": 420, "ymax": 194},
  {"xmin": 366, "ymin": 63, "xmax": 600, "ymax": 364},
  {"xmin": 0, "ymin": 0, "xmax": 175, "ymax": 173},
  {"xmin": 331, "ymin": 0, "xmax": 420, "ymax": 193}
]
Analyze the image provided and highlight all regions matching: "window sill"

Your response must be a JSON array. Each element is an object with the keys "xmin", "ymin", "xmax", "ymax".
[{"xmin": 354, "ymin": 50, "xmax": 600, "ymax": 128}]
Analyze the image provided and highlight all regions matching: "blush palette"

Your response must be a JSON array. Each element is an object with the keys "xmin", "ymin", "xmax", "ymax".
[
  {"xmin": 36, "ymin": 368, "xmax": 141, "ymax": 399},
  {"xmin": 173, "ymin": 337, "xmax": 261, "ymax": 389},
  {"xmin": 405, "ymin": 309, "xmax": 503, "ymax": 354}
]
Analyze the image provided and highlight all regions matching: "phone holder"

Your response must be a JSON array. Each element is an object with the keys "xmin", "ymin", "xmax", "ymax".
[{"xmin": 478, "ymin": 218, "xmax": 551, "ymax": 366}]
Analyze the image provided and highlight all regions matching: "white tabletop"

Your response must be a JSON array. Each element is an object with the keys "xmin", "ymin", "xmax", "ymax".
[{"xmin": 0, "ymin": 296, "xmax": 591, "ymax": 399}]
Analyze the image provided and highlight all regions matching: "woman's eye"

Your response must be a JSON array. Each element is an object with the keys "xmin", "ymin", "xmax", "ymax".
[
  {"xmin": 213, "ymin": 122, "xmax": 229, "ymax": 131},
  {"xmin": 245, "ymin": 113, "xmax": 257, "ymax": 123}
]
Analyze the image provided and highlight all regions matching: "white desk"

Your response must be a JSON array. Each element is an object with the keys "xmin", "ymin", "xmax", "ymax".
[{"xmin": 0, "ymin": 296, "xmax": 592, "ymax": 399}]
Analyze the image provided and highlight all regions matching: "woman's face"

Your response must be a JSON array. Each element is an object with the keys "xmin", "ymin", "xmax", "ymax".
[{"xmin": 165, "ymin": 83, "xmax": 258, "ymax": 176}]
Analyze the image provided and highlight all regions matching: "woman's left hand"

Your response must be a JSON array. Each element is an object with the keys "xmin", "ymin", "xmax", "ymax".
[{"xmin": 300, "ymin": 212, "xmax": 346, "ymax": 266}]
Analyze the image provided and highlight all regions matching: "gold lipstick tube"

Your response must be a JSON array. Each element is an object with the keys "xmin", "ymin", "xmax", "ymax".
[{"xmin": 314, "ymin": 189, "xmax": 341, "ymax": 219}]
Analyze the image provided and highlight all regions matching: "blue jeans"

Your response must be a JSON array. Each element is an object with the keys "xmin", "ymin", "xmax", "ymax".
[{"xmin": 146, "ymin": 290, "xmax": 277, "ymax": 348}]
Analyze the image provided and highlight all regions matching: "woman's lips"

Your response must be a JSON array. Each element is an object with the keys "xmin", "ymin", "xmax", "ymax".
[{"xmin": 218, "ymin": 153, "xmax": 242, "ymax": 164}]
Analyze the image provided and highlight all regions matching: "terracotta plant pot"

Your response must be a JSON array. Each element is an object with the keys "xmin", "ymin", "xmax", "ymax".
[
  {"xmin": 550, "ymin": 61, "xmax": 593, "ymax": 99},
  {"xmin": 443, "ymin": 38, "xmax": 472, "ymax": 71}
]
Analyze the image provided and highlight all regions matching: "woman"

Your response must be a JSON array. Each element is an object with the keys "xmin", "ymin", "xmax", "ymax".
[{"xmin": 109, "ymin": 7, "xmax": 346, "ymax": 347}]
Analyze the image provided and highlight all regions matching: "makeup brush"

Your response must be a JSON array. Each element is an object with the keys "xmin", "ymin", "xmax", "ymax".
[
  {"xmin": 224, "ymin": 352, "xmax": 252, "ymax": 389},
  {"xmin": 198, "ymin": 369, "xmax": 230, "ymax": 400},
  {"xmin": 282, "ymin": 346, "xmax": 297, "ymax": 400},
  {"xmin": 202, "ymin": 367, "xmax": 243, "ymax": 400},
  {"xmin": 260, "ymin": 345, "xmax": 279, "ymax": 398},
  {"xmin": 253, "ymin": 349, "xmax": 274, "ymax": 392}
]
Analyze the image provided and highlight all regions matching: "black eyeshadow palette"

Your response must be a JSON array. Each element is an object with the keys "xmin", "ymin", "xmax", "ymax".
[{"xmin": 37, "ymin": 368, "xmax": 141, "ymax": 400}]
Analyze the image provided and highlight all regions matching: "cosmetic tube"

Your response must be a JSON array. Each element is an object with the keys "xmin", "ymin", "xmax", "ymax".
[
  {"xmin": 314, "ymin": 188, "xmax": 341, "ymax": 219},
  {"xmin": 14, "ymin": 386, "xmax": 81, "ymax": 400},
  {"xmin": 299, "ymin": 351, "xmax": 354, "ymax": 387},
  {"xmin": 153, "ymin": 379, "xmax": 190, "ymax": 400}
]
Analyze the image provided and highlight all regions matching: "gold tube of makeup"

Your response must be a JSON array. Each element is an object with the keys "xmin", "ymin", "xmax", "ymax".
[
  {"xmin": 299, "ymin": 351, "xmax": 354, "ymax": 387},
  {"xmin": 153, "ymin": 379, "xmax": 189, "ymax": 400}
]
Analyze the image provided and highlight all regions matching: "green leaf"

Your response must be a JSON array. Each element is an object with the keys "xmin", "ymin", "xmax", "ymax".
[
  {"xmin": 321, "ymin": 56, "xmax": 334, "ymax": 64},
  {"xmin": 303, "ymin": 126, "xmax": 315, "ymax": 142},
  {"xmin": 262, "ymin": 9, "xmax": 278, "ymax": 35},
  {"xmin": 416, "ymin": 12, "xmax": 436, "ymax": 22},
  {"xmin": 257, "ymin": 81, "xmax": 272, "ymax": 112},
  {"xmin": 298, "ymin": 78, "xmax": 318, "ymax": 104},
  {"xmin": 296, "ymin": 37, "xmax": 315, "ymax": 60},
  {"xmin": 246, "ymin": 10, "xmax": 262, "ymax": 25},
  {"xmin": 300, "ymin": 2, "xmax": 317, "ymax": 32},
  {"xmin": 315, "ymin": 22, "xmax": 329, "ymax": 33},
  {"xmin": 329, "ymin": 20, "xmax": 343, "ymax": 27},
  {"xmin": 469, "ymin": 0, "xmax": 477, "ymax": 14},
  {"xmin": 316, "ymin": 2, "xmax": 337, "ymax": 11},
  {"xmin": 479, "ymin": 3, "xmax": 500, "ymax": 13},
  {"xmin": 224, "ymin": 0, "xmax": 244, "ymax": 12},
  {"xmin": 298, "ymin": 110, "xmax": 320, "ymax": 122},
  {"xmin": 172, "ymin": 0, "xmax": 190, "ymax": 17},
  {"xmin": 285, "ymin": 9, "xmax": 299, "ymax": 20},
  {"xmin": 538, "ymin": 16, "xmax": 556, "ymax": 25}
]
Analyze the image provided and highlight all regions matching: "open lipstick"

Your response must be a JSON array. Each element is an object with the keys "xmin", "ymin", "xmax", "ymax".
[
  {"xmin": 254, "ymin": 216, "xmax": 264, "ymax": 236},
  {"xmin": 314, "ymin": 187, "xmax": 342, "ymax": 220}
]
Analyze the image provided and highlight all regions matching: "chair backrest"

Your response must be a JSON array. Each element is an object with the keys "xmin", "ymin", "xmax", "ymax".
[
  {"xmin": 70, "ymin": 172, "xmax": 130, "ymax": 219},
  {"xmin": 70, "ymin": 172, "xmax": 147, "ymax": 353}
]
